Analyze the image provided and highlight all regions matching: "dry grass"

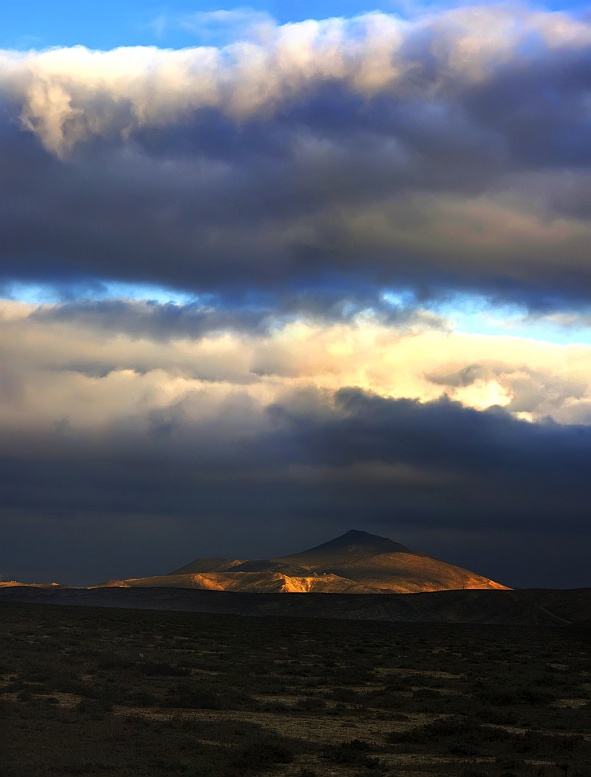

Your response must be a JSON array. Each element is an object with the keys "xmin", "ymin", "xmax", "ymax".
[{"xmin": 0, "ymin": 602, "xmax": 590, "ymax": 777}]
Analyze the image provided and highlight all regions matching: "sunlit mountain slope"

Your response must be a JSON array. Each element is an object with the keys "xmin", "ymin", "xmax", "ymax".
[{"xmin": 96, "ymin": 530, "xmax": 509, "ymax": 593}]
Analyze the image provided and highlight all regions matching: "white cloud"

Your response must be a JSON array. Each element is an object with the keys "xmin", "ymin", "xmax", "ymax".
[
  {"xmin": 180, "ymin": 8, "xmax": 277, "ymax": 44},
  {"xmin": 2, "ymin": 7, "xmax": 589, "ymax": 156}
]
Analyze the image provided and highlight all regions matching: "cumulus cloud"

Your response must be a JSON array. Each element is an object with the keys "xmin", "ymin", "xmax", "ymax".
[
  {"xmin": 0, "ymin": 6, "xmax": 591, "ymax": 304},
  {"xmin": 2, "ymin": 11, "xmax": 405, "ymax": 153},
  {"xmin": 5, "ymin": 7, "xmax": 588, "ymax": 155},
  {"xmin": 3, "ymin": 297, "xmax": 591, "ymax": 439}
]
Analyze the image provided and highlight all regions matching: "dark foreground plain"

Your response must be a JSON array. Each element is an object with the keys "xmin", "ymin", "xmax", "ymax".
[
  {"xmin": 0, "ymin": 602, "xmax": 590, "ymax": 777},
  {"xmin": 1, "ymin": 585, "xmax": 591, "ymax": 625}
]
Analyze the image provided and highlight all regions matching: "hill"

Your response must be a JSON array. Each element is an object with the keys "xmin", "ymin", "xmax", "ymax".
[{"xmin": 97, "ymin": 529, "xmax": 509, "ymax": 594}]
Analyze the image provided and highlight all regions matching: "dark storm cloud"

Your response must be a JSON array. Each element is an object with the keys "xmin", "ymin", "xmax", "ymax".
[
  {"xmin": 31, "ymin": 298, "xmax": 275, "ymax": 341},
  {"xmin": 1, "ymin": 8, "xmax": 591, "ymax": 307},
  {"xmin": 1, "ymin": 388, "xmax": 589, "ymax": 586},
  {"xmin": 29, "ymin": 293, "xmax": 444, "ymax": 342},
  {"xmin": 287, "ymin": 389, "xmax": 591, "ymax": 516}
]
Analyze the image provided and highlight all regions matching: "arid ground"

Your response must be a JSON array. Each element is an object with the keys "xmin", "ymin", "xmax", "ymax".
[{"xmin": 1, "ymin": 602, "xmax": 589, "ymax": 777}]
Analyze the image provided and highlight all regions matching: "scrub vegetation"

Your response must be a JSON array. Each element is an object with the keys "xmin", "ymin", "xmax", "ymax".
[{"xmin": 0, "ymin": 602, "xmax": 590, "ymax": 776}]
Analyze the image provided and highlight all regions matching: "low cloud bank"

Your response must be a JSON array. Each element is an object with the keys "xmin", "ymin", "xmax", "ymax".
[{"xmin": 1, "ymin": 383, "xmax": 590, "ymax": 587}]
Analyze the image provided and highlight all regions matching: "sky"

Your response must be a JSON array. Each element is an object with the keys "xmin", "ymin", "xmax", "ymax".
[{"xmin": 1, "ymin": 2, "xmax": 591, "ymax": 588}]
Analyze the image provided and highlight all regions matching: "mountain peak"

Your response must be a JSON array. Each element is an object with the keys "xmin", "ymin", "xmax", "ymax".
[
  {"xmin": 336, "ymin": 529, "xmax": 409, "ymax": 546},
  {"xmin": 297, "ymin": 529, "xmax": 411, "ymax": 554}
]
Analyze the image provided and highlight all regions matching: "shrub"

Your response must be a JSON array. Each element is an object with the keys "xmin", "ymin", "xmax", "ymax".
[
  {"xmin": 139, "ymin": 661, "xmax": 190, "ymax": 677},
  {"xmin": 165, "ymin": 689, "xmax": 224, "ymax": 710},
  {"xmin": 321, "ymin": 739, "xmax": 381, "ymax": 769},
  {"xmin": 292, "ymin": 696, "xmax": 327, "ymax": 712},
  {"xmin": 76, "ymin": 698, "xmax": 113, "ymax": 719},
  {"xmin": 224, "ymin": 734, "xmax": 294, "ymax": 775}
]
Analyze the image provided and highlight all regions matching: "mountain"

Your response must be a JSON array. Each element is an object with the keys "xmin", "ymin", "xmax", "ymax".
[{"xmin": 95, "ymin": 529, "xmax": 510, "ymax": 594}]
